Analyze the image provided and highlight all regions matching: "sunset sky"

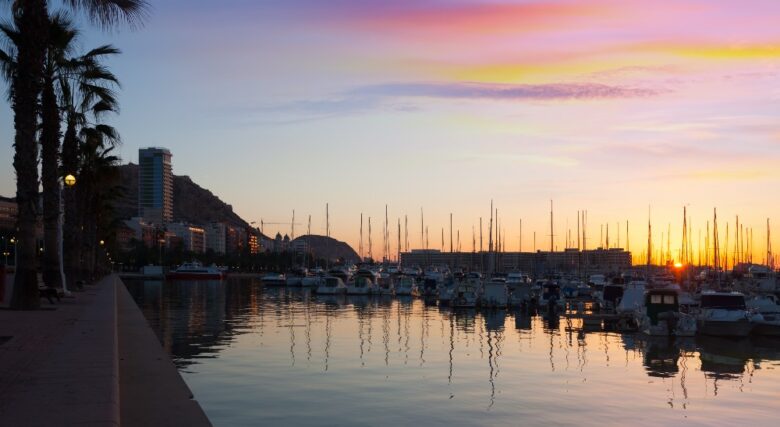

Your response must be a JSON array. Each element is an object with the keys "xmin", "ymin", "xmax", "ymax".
[{"xmin": 2, "ymin": 0, "xmax": 780, "ymax": 262}]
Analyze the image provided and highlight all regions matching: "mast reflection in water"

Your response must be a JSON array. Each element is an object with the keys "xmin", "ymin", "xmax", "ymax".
[{"xmin": 125, "ymin": 278, "xmax": 780, "ymax": 426}]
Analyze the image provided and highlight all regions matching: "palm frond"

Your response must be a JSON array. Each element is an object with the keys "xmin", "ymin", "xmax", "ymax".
[{"xmin": 63, "ymin": 0, "xmax": 150, "ymax": 30}]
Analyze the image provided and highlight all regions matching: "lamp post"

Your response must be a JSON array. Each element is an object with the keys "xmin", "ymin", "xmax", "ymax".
[{"xmin": 61, "ymin": 174, "xmax": 76, "ymax": 295}]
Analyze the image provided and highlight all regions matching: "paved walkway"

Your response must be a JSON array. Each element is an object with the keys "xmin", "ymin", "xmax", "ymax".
[{"xmin": 0, "ymin": 275, "xmax": 211, "ymax": 426}]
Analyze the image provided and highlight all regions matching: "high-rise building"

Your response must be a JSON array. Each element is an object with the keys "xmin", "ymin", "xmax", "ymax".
[{"xmin": 138, "ymin": 147, "xmax": 173, "ymax": 224}]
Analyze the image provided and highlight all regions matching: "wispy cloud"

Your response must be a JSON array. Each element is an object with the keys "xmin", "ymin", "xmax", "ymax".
[
  {"xmin": 248, "ymin": 81, "xmax": 659, "ymax": 123},
  {"xmin": 351, "ymin": 82, "xmax": 658, "ymax": 101}
]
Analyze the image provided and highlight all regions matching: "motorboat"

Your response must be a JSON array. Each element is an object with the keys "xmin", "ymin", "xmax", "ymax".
[
  {"xmin": 166, "ymin": 261, "xmax": 226, "ymax": 280},
  {"xmin": 301, "ymin": 269, "xmax": 324, "ymax": 288},
  {"xmin": 261, "ymin": 272, "xmax": 287, "ymax": 286},
  {"xmin": 482, "ymin": 278, "xmax": 508, "ymax": 308},
  {"xmin": 438, "ymin": 280, "xmax": 455, "ymax": 305},
  {"xmin": 395, "ymin": 276, "xmax": 415, "ymax": 296},
  {"xmin": 506, "ymin": 272, "xmax": 530, "ymax": 292},
  {"xmin": 539, "ymin": 281, "xmax": 563, "ymax": 310},
  {"xmin": 637, "ymin": 289, "xmax": 696, "ymax": 336},
  {"xmin": 286, "ymin": 267, "xmax": 308, "ymax": 286},
  {"xmin": 696, "ymin": 291, "xmax": 755, "ymax": 337},
  {"xmin": 747, "ymin": 295, "xmax": 780, "ymax": 336},
  {"xmin": 346, "ymin": 275, "xmax": 377, "ymax": 295},
  {"xmin": 316, "ymin": 276, "xmax": 347, "ymax": 295},
  {"xmin": 413, "ymin": 278, "xmax": 438, "ymax": 298},
  {"xmin": 452, "ymin": 283, "xmax": 478, "ymax": 308}
]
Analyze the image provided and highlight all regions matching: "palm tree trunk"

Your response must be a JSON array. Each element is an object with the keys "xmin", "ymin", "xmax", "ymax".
[
  {"xmin": 10, "ymin": 0, "xmax": 49, "ymax": 310},
  {"xmin": 41, "ymin": 71, "xmax": 61, "ymax": 288},
  {"xmin": 61, "ymin": 118, "xmax": 80, "ymax": 282}
]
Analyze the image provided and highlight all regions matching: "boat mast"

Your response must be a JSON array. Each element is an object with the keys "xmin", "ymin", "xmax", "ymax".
[
  {"xmin": 368, "ymin": 217, "xmax": 373, "ymax": 261},
  {"xmin": 397, "ymin": 218, "xmax": 401, "ymax": 264},
  {"xmin": 449, "ymin": 213, "xmax": 453, "ymax": 253},
  {"xmin": 359, "ymin": 213, "xmax": 363, "ymax": 260},
  {"xmin": 549, "ymin": 200, "xmax": 554, "ymax": 253}
]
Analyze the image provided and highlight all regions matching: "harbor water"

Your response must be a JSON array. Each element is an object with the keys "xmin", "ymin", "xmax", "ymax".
[{"xmin": 125, "ymin": 278, "xmax": 780, "ymax": 426}]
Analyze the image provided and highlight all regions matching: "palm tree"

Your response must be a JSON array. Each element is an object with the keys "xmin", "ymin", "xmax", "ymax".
[
  {"xmin": 7, "ymin": 0, "xmax": 146, "ymax": 309},
  {"xmin": 61, "ymin": 49, "xmax": 120, "ymax": 281},
  {"xmin": 40, "ymin": 13, "xmax": 78, "ymax": 287}
]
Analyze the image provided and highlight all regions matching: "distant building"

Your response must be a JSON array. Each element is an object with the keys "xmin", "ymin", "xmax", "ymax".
[
  {"xmin": 205, "ymin": 222, "xmax": 227, "ymax": 254},
  {"xmin": 124, "ymin": 217, "xmax": 157, "ymax": 247},
  {"xmin": 273, "ymin": 233, "xmax": 291, "ymax": 252},
  {"xmin": 226, "ymin": 225, "xmax": 246, "ymax": 254},
  {"xmin": 0, "ymin": 196, "xmax": 17, "ymax": 233},
  {"xmin": 138, "ymin": 147, "xmax": 173, "ymax": 224},
  {"xmin": 167, "ymin": 222, "xmax": 206, "ymax": 253},
  {"xmin": 248, "ymin": 233, "xmax": 260, "ymax": 254}
]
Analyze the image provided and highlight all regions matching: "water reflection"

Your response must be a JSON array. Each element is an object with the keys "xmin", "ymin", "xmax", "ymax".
[{"xmin": 125, "ymin": 278, "xmax": 780, "ymax": 426}]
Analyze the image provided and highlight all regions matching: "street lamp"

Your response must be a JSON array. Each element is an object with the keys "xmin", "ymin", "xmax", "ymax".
[{"xmin": 60, "ymin": 174, "xmax": 76, "ymax": 296}]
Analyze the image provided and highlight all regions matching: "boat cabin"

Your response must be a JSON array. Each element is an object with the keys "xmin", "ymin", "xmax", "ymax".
[
  {"xmin": 700, "ymin": 292, "xmax": 746, "ymax": 310},
  {"xmin": 645, "ymin": 289, "xmax": 679, "ymax": 324}
]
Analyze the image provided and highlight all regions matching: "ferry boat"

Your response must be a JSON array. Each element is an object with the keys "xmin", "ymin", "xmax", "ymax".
[{"xmin": 166, "ymin": 261, "xmax": 226, "ymax": 280}]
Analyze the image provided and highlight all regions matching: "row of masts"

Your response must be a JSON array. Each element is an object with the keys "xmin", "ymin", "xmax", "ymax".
[{"xmin": 266, "ymin": 203, "xmax": 777, "ymax": 269}]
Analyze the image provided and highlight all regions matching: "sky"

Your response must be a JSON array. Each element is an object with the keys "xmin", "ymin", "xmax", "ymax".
[{"xmin": 1, "ymin": 0, "xmax": 780, "ymax": 264}]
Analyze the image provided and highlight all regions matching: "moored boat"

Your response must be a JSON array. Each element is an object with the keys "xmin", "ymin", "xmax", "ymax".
[
  {"xmin": 166, "ymin": 261, "xmax": 226, "ymax": 280},
  {"xmin": 697, "ymin": 291, "xmax": 754, "ymax": 337}
]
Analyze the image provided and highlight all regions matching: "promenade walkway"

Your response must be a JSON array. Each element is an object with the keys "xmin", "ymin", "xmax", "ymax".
[{"xmin": 0, "ymin": 275, "xmax": 211, "ymax": 426}]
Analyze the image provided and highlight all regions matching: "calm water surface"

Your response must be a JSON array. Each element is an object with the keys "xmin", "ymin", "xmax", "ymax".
[{"xmin": 125, "ymin": 278, "xmax": 780, "ymax": 426}]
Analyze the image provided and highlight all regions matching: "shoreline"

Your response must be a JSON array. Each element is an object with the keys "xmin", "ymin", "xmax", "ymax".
[{"xmin": 0, "ymin": 274, "xmax": 211, "ymax": 426}]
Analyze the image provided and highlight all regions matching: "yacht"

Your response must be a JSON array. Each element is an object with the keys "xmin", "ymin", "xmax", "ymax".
[
  {"xmin": 506, "ymin": 272, "xmax": 530, "ymax": 294},
  {"xmin": 746, "ymin": 295, "xmax": 780, "ymax": 336},
  {"xmin": 316, "ymin": 276, "xmax": 347, "ymax": 295},
  {"xmin": 166, "ymin": 261, "xmax": 226, "ymax": 280},
  {"xmin": 395, "ymin": 276, "xmax": 415, "ymax": 296},
  {"xmin": 539, "ymin": 281, "xmax": 563, "ymax": 310},
  {"xmin": 286, "ymin": 268, "xmax": 308, "ymax": 286},
  {"xmin": 637, "ymin": 289, "xmax": 696, "ymax": 336},
  {"xmin": 452, "ymin": 283, "xmax": 478, "ymax": 308},
  {"xmin": 260, "ymin": 272, "xmax": 287, "ymax": 286},
  {"xmin": 482, "ymin": 278, "xmax": 508, "ymax": 308},
  {"xmin": 301, "ymin": 269, "xmax": 324, "ymax": 287},
  {"xmin": 413, "ymin": 278, "xmax": 439, "ymax": 298},
  {"xmin": 438, "ymin": 280, "xmax": 455, "ymax": 305},
  {"xmin": 346, "ymin": 275, "xmax": 377, "ymax": 295},
  {"xmin": 696, "ymin": 291, "xmax": 755, "ymax": 337}
]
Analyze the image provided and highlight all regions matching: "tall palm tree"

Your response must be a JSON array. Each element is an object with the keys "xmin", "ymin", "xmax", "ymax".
[
  {"xmin": 1, "ymin": 12, "xmax": 121, "ymax": 288},
  {"xmin": 7, "ymin": 0, "xmax": 146, "ymax": 309},
  {"xmin": 61, "ymin": 49, "xmax": 120, "ymax": 281},
  {"xmin": 40, "ymin": 13, "xmax": 78, "ymax": 287}
]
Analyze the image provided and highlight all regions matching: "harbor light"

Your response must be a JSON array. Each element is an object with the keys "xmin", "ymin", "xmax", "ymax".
[{"xmin": 64, "ymin": 174, "xmax": 76, "ymax": 187}]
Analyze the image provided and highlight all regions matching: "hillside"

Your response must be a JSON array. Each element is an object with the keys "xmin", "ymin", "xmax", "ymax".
[
  {"xmin": 116, "ymin": 163, "xmax": 249, "ymax": 228},
  {"xmin": 291, "ymin": 235, "xmax": 360, "ymax": 263}
]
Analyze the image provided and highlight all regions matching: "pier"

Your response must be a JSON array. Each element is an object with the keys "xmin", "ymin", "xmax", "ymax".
[{"xmin": 0, "ymin": 275, "xmax": 211, "ymax": 426}]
